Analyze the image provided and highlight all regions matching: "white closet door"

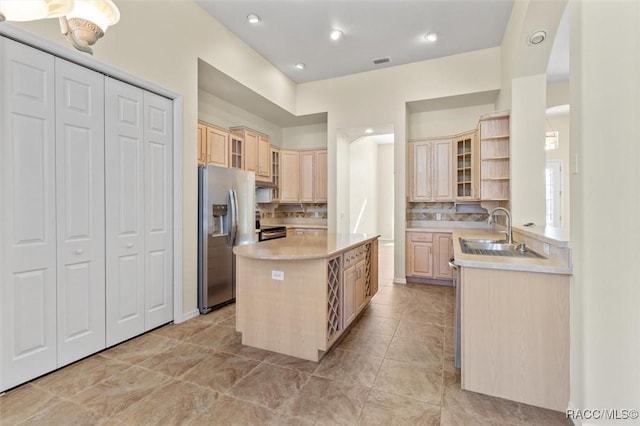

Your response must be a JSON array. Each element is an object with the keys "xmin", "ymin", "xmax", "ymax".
[
  {"xmin": 54, "ymin": 58, "xmax": 106, "ymax": 366},
  {"xmin": 105, "ymin": 77, "xmax": 145, "ymax": 346},
  {"xmin": 144, "ymin": 91, "xmax": 174, "ymax": 329},
  {"xmin": 0, "ymin": 38, "xmax": 57, "ymax": 390}
]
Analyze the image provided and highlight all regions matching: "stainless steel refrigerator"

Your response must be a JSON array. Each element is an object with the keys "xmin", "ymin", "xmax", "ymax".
[{"xmin": 198, "ymin": 166, "xmax": 256, "ymax": 314}]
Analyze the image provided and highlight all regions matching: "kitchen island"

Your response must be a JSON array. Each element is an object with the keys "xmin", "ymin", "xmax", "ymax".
[
  {"xmin": 452, "ymin": 226, "xmax": 571, "ymax": 412},
  {"xmin": 233, "ymin": 233, "xmax": 379, "ymax": 361}
]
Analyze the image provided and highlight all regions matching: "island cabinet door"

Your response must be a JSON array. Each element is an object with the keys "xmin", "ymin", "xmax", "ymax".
[
  {"xmin": 355, "ymin": 260, "xmax": 367, "ymax": 313},
  {"xmin": 342, "ymin": 265, "xmax": 357, "ymax": 328}
]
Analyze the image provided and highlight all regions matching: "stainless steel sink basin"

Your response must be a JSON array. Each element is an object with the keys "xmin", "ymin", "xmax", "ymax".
[{"xmin": 459, "ymin": 238, "xmax": 546, "ymax": 259}]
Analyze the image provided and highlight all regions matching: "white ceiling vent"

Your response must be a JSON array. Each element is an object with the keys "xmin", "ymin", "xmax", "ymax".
[{"xmin": 373, "ymin": 57, "xmax": 391, "ymax": 65}]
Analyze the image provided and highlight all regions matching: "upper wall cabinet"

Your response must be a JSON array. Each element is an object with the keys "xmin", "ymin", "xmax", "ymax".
[
  {"xmin": 454, "ymin": 130, "xmax": 480, "ymax": 201},
  {"xmin": 479, "ymin": 113, "xmax": 510, "ymax": 201},
  {"xmin": 230, "ymin": 127, "xmax": 271, "ymax": 183},
  {"xmin": 409, "ymin": 138, "xmax": 453, "ymax": 202},
  {"xmin": 198, "ymin": 121, "xmax": 229, "ymax": 168},
  {"xmin": 280, "ymin": 150, "xmax": 300, "ymax": 203}
]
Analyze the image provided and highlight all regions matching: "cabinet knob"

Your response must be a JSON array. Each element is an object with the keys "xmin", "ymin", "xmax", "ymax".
[
  {"xmin": 126, "ymin": 243, "xmax": 134, "ymax": 248},
  {"xmin": 74, "ymin": 249, "xmax": 84, "ymax": 255}
]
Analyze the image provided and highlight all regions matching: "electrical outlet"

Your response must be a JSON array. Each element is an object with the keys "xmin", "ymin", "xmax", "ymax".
[
  {"xmin": 543, "ymin": 243, "xmax": 550, "ymax": 256},
  {"xmin": 436, "ymin": 213, "xmax": 441, "ymax": 221},
  {"xmin": 272, "ymin": 270, "xmax": 284, "ymax": 280}
]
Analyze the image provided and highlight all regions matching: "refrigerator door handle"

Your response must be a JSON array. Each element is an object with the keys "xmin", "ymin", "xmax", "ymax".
[{"xmin": 228, "ymin": 189, "xmax": 238, "ymax": 247}]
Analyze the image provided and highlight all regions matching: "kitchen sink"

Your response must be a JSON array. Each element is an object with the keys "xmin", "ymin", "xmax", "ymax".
[{"xmin": 459, "ymin": 238, "xmax": 546, "ymax": 259}]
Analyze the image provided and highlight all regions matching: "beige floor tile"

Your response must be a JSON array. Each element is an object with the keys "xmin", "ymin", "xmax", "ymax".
[
  {"xmin": 362, "ymin": 302, "xmax": 405, "ymax": 320},
  {"xmin": 0, "ymin": 384, "xmax": 59, "ymax": 425},
  {"xmin": 227, "ymin": 363, "xmax": 309, "ymax": 410},
  {"xmin": 33, "ymin": 354, "xmax": 129, "ymax": 398},
  {"xmin": 351, "ymin": 315, "xmax": 400, "ymax": 336},
  {"xmin": 103, "ymin": 333, "xmax": 177, "ymax": 365},
  {"xmin": 358, "ymin": 389, "xmax": 441, "ymax": 426},
  {"xmin": 282, "ymin": 376, "xmax": 370, "ymax": 425},
  {"xmin": 180, "ymin": 351, "xmax": 260, "ymax": 392},
  {"xmin": 442, "ymin": 382, "xmax": 498, "ymax": 418},
  {"xmin": 138, "ymin": 341, "xmax": 215, "ymax": 378},
  {"xmin": 263, "ymin": 352, "xmax": 320, "ymax": 374},
  {"xmin": 217, "ymin": 314, "xmax": 237, "ymax": 328},
  {"xmin": 111, "ymin": 379, "xmax": 220, "ymax": 425},
  {"xmin": 151, "ymin": 319, "xmax": 213, "ymax": 341},
  {"xmin": 370, "ymin": 291, "xmax": 411, "ymax": 307},
  {"xmin": 219, "ymin": 331, "xmax": 275, "ymax": 361},
  {"xmin": 373, "ymin": 359, "xmax": 443, "ymax": 405},
  {"xmin": 336, "ymin": 328, "xmax": 393, "ymax": 358},
  {"xmin": 395, "ymin": 320, "xmax": 445, "ymax": 341},
  {"xmin": 313, "ymin": 348, "xmax": 383, "ymax": 387},
  {"xmin": 385, "ymin": 334, "xmax": 444, "ymax": 367},
  {"xmin": 16, "ymin": 400, "xmax": 109, "ymax": 425},
  {"xmin": 402, "ymin": 306, "xmax": 446, "ymax": 326},
  {"xmin": 186, "ymin": 324, "xmax": 239, "ymax": 350},
  {"xmin": 186, "ymin": 395, "xmax": 296, "ymax": 426},
  {"xmin": 193, "ymin": 304, "xmax": 236, "ymax": 324},
  {"xmin": 72, "ymin": 365, "xmax": 172, "ymax": 417},
  {"xmin": 440, "ymin": 406, "xmax": 506, "ymax": 426}
]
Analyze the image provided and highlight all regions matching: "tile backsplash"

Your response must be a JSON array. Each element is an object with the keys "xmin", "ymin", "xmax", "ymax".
[
  {"xmin": 406, "ymin": 202, "xmax": 489, "ymax": 222},
  {"xmin": 257, "ymin": 203, "xmax": 327, "ymax": 221}
]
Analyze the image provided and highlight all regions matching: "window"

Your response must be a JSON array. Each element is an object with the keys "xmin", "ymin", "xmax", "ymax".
[
  {"xmin": 545, "ymin": 131, "xmax": 559, "ymax": 150},
  {"xmin": 545, "ymin": 160, "xmax": 562, "ymax": 227}
]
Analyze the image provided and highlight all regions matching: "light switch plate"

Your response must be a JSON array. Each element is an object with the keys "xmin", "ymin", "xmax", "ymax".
[
  {"xmin": 543, "ymin": 243, "xmax": 551, "ymax": 256},
  {"xmin": 272, "ymin": 270, "xmax": 284, "ymax": 280}
]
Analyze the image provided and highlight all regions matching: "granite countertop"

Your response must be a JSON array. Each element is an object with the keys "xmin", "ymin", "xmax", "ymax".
[
  {"xmin": 452, "ymin": 229, "xmax": 571, "ymax": 275},
  {"xmin": 234, "ymin": 233, "xmax": 378, "ymax": 260}
]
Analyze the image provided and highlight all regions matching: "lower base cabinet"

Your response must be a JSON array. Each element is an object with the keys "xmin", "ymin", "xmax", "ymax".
[{"xmin": 406, "ymin": 231, "xmax": 453, "ymax": 282}]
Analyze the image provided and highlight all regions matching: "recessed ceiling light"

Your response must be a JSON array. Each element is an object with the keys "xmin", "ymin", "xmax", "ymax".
[
  {"xmin": 365, "ymin": 128, "xmax": 373, "ymax": 134},
  {"xmin": 295, "ymin": 63, "xmax": 305, "ymax": 70},
  {"xmin": 528, "ymin": 30, "xmax": 547, "ymax": 45},
  {"xmin": 247, "ymin": 14, "xmax": 260, "ymax": 24},
  {"xmin": 424, "ymin": 33, "xmax": 438, "ymax": 43},
  {"xmin": 330, "ymin": 29, "xmax": 343, "ymax": 41}
]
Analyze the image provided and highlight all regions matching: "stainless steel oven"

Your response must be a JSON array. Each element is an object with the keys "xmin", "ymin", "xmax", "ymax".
[{"xmin": 258, "ymin": 225, "xmax": 287, "ymax": 242}]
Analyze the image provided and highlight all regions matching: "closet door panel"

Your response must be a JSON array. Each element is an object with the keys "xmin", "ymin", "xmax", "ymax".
[
  {"xmin": 1, "ymin": 38, "xmax": 57, "ymax": 391},
  {"xmin": 144, "ymin": 91, "xmax": 173, "ymax": 329},
  {"xmin": 105, "ymin": 77, "xmax": 146, "ymax": 346},
  {"xmin": 54, "ymin": 58, "xmax": 106, "ymax": 366}
]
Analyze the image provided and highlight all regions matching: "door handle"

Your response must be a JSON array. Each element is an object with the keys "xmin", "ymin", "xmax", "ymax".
[
  {"xmin": 126, "ymin": 243, "xmax": 134, "ymax": 248},
  {"xmin": 74, "ymin": 249, "xmax": 84, "ymax": 255}
]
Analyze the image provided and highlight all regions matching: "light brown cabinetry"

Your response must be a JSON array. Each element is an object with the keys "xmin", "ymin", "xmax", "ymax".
[
  {"xmin": 270, "ymin": 147, "xmax": 280, "ymax": 202},
  {"xmin": 342, "ymin": 244, "xmax": 368, "ymax": 328},
  {"xmin": 454, "ymin": 131, "xmax": 480, "ymax": 201},
  {"xmin": 479, "ymin": 114, "xmax": 510, "ymax": 200},
  {"xmin": 280, "ymin": 149, "xmax": 327, "ymax": 203},
  {"xmin": 230, "ymin": 127, "xmax": 271, "ymax": 182},
  {"xmin": 280, "ymin": 150, "xmax": 300, "ymax": 203},
  {"xmin": 229, "ymin": 132, "xmax": 244, "ymax": 169},
  {"xmin": 409, "ymin": 138, "xmax": 453, "ymax": 202},
  {"xmin": 406, "ymin": 231, "xmax": 453, "ymax": 281},
  {"xmin": 199, "ymin": 122, "xmax": 229, "ymax": 168}
]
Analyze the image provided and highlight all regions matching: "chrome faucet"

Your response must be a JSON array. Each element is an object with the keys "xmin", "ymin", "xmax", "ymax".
[{"xmin": 488, "ymin": 207, "xmax": 513, "ymax": 244}]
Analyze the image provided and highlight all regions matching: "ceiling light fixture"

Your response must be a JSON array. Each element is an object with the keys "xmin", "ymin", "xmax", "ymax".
[
  {"xmin": 0, "ymin": 0, "xmax": 120, "ymax": 55},
  {"xmin": 528, "ymin": 30, "xmax": 547, "ymax": 46},
  {"xmin": 247, "ymin": 13, "xmax": 260, "ymax": 24},
  {"xmin": 424, "ymin": 33, "xmax": 438, "ymax": 42},
  {"xmin": 365, "ymin": 128, "xmax": 373, "ymax": 134},
  {"xmin": 330, "ymin": 29, "xmax": 343, "ymax": 41},
  {"xmin": 295, "ymin": 63, "xmax": 305, "ymax": 70}
]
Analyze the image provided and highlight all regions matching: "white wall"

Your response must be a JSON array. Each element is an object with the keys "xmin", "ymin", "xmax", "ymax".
[
  {"xmin": 8, "ymin": 1, "xmax": 298, "ymax": 317},
  {"xmin": 408, "ymin": 104, "xmax": 495, "ymax": 139},
  {"xmin": 297, "ymin": 47, "xmax": 502, "ymax": 280},
  {"xmin": 377, "ymin": 143, "xmax": 395, "ymax": 241},
  {"xmin": 282, "ymin": 124, "xmax": 327, "ymax": 150},
  {"xmin": 199, "ymin": 89, "xmax": 283, "ymax": 146},
  {"xmin": 349, "ymin": 137, "xmax": 378, "ymax": 235},
  {"xmin": 570, "ymin": 0, "xmax": 640, "ymax": 419}
]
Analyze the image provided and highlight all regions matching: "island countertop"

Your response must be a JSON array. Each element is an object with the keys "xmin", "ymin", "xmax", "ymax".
[{"xmin": 234, "ymin": 233, "xmax": 380, "ymax": 260}]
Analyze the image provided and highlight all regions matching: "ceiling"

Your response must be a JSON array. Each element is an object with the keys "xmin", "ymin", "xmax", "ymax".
[
  {"xmin": 195, "ymin": 0, "xmax": 515, "ymax": 84},
  {"xmin": 196, "ymin": 0, "xmax": 569, "ymax": 130}
]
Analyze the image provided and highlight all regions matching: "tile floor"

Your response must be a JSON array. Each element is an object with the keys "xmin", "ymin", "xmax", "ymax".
[{"xmin": 0, "ymin": 243, "xmax": 572, "ymax": 425}]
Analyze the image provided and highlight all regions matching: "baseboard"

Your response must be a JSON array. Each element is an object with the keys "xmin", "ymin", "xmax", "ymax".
[
  {"xmin": 392, "ymin": 277, "xmax": 407, "ymax": 284},
  {"xmin": 177, "ymin": 309, "xmax": 199, "ymax": 324}
]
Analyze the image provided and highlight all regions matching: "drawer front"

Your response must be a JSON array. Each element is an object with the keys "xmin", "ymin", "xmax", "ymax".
[
  {"xmin": 343, "ymin": 245, "xmax": 367, "ymax": 269},
  {"xmin": 408, "ymin": 232, "xmax": 433, "ymax": 242}
]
